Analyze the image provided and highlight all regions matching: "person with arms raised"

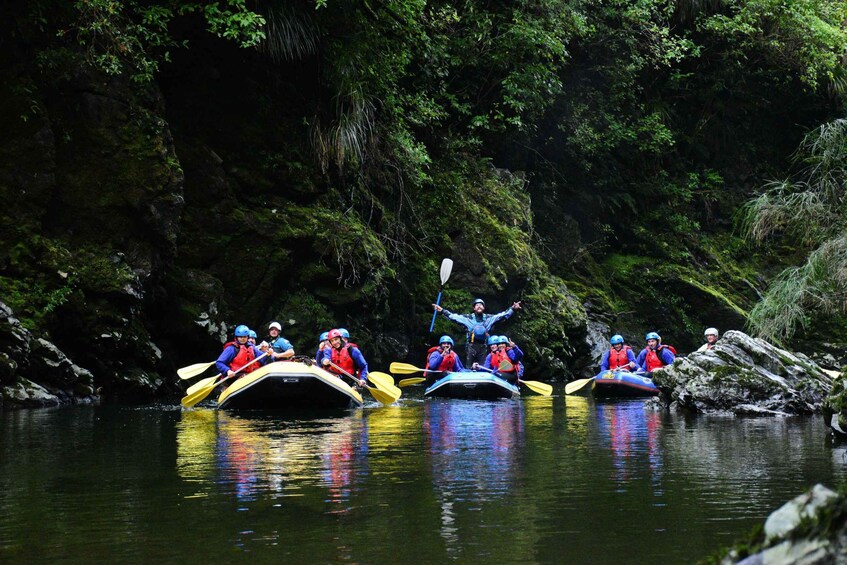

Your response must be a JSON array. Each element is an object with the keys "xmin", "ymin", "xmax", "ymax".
[{"xmin": 433, "ymin": 298, "xmax": 521, "ymax": 366}]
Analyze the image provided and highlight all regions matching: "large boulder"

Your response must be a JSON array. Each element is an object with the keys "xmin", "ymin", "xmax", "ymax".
[
  {"xmin": 0, "ymin": 300, "xmax": 98, "ymax": 407},
  {"xmin": 719, "ymin": 484, "xmax": 846, "ymax": 564},
  {"xmin": 649, "ymin": 330, "xmax": 832, "ymax": 415}
]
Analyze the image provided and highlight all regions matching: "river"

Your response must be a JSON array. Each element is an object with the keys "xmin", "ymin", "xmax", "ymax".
[{"xmin": 2, "ymin": 391, "xmax": 845, "ymax": 562}]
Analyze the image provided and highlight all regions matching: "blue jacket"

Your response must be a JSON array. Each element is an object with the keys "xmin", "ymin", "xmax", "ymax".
[
  {"xmin": 636, "ymin": 346, "xmax": 676, "ymax": 372},
  {"xmin": 319, "ymin": 345, "xmax": 369, "ymax": 381},
  {"xmin": 269, "ymin": 336, "xmax": 293, "ymax": 353},
  {"xmin": 440, "ymin": 307, "xmax": 514, "ymax": 343},
  {"xmin": 215, "ymin": 343, "xmax": 267, "ymax": 375},
  {"xmin": 600, "ymin": 347, "xmax": 638, "ymax": 371},
  {"xmin": 427, "ymin": 350, "xmax": 466, "ymax": 372},
  {"xmin": 508, "ymin": 345, "xmax": 525, "ymax": 378}
]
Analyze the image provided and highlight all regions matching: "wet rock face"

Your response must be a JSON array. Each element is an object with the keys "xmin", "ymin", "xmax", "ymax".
[
  {"xmin": 0, "ymin": 300, "xmax": 98, "ymax": 407},
  {"xmin": 649, "ymin": 330, "xmax": 832, "ymax": 415},
  {"xmin": 720, "ymin": 484, "xmax": 844, "ymax": 564}
]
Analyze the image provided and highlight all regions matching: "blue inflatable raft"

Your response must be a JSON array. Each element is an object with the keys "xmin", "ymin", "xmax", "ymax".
[
  {"xmin": 592, "ymin": 370, "xmax": 659, "ymax": 398},
  {"xmin": 425, "ymin": 371, "xmax": 520, "ymax": 400}
]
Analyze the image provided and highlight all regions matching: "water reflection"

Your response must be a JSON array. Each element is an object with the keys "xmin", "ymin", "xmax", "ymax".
[
  {"xmin": 423, "ymin": 399, "xmax": 525, "ymax": 554},
  {"xmin": 176, "ymin": 410, "xmax": 369, "ymax": 508},
  {"xmin": 594, "ymin": 401, "xmax": 663, "ymax": 490}
]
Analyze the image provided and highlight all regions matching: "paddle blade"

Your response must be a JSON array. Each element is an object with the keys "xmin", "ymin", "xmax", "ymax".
[
  {"xmin": 180, "ymin": 380, "xmax": 219, "ymax": 408},
  {"xmin": 398, "ymin": 377, "xmax": 427, "ymax": 387},
  {"xmin": 498, "ymin": 359, "xmax": 514, "ymax": 372},
  {"xmin": 367, "ymin": 371, "xmax": 395, "ymax": 389},
  {"xmin": 186, "ymin": 375, "xmax": 221, "ymax": 396},
  {"xmin": 177, "ymin": 361, "xmax": 216, "ymax": 380},
  {"xmin": 366, "ymin": 385, "xmax": 400, "ymax": 405},
  {"xmin": 521, "ymin": 380, "xmax": 553, "ymax": 396},
  {"xmin": 389, "ymin": 362, "xmax": 426, "ymax": 375},
  {"xmin": 564, "ymin": 378, "xmax": 594, "ymax": 395},
  {"xmin": 439, "ymin": 258, "xmax": 453, "ymax": 285}
]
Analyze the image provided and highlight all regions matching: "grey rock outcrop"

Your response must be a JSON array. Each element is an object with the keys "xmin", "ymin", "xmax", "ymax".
[
  {"xmin": 0, "ymin": 300, "xmax": 98, "ymax": 407},
  {"xmin": 648, "ymin": 330, "xmax": 832, "ymax": 414},
  {"xmin": 721, "ymin": 484, "xmax": 846, "ymax": 564}
]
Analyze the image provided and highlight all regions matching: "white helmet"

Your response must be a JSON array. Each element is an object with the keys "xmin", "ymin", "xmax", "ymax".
[
  {"xmin": 704, "ymin": 327, "xmax": 719, "ymax": 337},
  {"xmin": 268, "ymin": 322, "xmax": 282, "ymax": 331}
]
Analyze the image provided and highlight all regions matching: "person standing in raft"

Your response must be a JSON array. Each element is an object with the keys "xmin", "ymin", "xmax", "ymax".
[
  {"xmin": 216, "ymin": 324, "xmax": 267, "ymax": 379},
  {"xmin": 321, "ymin": 328, "xmax": 368, "ymax": 387},
  {"xmin": 600, "ymin": 334, "xmax": 638, "ymax": 372},
  {"xmin": 636, "ymin": 331, "xmax": 675, "ymax": 374},
  {"xmin": 432, "ymin": 298, "xmax": 521, "ymax": 367},
  {"xmin": 696, "ymin": 328, "xmax": 719, "ymax": 352},
  {"xmin": 262, "ymin": 321, "xmax": 295, "ymax": 361}
]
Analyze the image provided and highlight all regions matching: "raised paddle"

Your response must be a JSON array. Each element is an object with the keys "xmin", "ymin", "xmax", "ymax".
[
  {"xmin": 327, "ymin": 361, "xmax": 401, "ymax": 405},
  {"xmin": 429, "ymin": 258, "xmax": 454, "ymax": 333},
  {"xmin": 180, "ymin": 352, "xmax": 269, "ymax": 408}
]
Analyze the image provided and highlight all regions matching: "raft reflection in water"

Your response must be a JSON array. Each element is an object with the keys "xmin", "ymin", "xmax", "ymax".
[
  {"xmin": 594, "ymin": 401, "xmax": 664, "ymax": 489},
  {"xmin": 176, "ymin": 410, "xmax": 369, "ymax": 506}
]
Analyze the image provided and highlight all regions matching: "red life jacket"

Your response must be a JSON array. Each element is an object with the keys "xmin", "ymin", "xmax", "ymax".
[
  {"xmin": 329, "ymin": 345, "xmax": 357, "ymax": 377},
  {"xmin": 608, "ymin": 345, "xmax": 632, "ymax": 370},
  {"xmin": 644, "ymin": 344, "xmax": 676, "ymax": 372},
  {"xmin": 492, "ymin": 349, "xmax": 516, "ymax": 373},
  {"xmin": 223, "ymin": 341, "xmax": 258, "ymax": 374},
  {"xmin": 426, "ymin": 346, "xmax": 459, "ymax": 372}
]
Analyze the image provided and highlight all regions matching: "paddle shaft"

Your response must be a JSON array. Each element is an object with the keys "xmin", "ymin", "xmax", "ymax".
[
  {"xmin": 429, "ymin": 289, "xmax": 443, "ymax": 333},
  {"xmin": 180, "ymin": 352, "xmax": 269, "ymax": 408}
]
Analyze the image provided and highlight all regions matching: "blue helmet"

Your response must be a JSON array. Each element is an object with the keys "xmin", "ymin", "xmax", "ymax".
[
  {"xmin": 497, "ymin": 335, "xmax": 509, "ymax": 344},
  {"xmin": 248, "ymin": 330, "xmax": 258, "ymax": 339},
  {"xmin": 234, "ymin": 325, "xmax": 250, "ymax": 337},
  {"xmin": 645, "ymin": 331, "xmax": 661, "ymax": 341},
  {"xmin": 338, "ymin": 328, "xmax": 350, "ymax": 339},
  {"xmin": 473, "ymin": 298, "xmax": 486, "ymax": 307},
  {"xmin": 487, "ymin": 335, "xmax": 499, "ymax": 346},
  {"xmin": 319, "ymin": 331, "xmax": 329, "ymax": 342},
  {"xmin": 610, "ymin": 334, "xmax": 624, "ymax": 345},
  {"xmin": 439, "ymin": 335, "xmax": 454, "ymax": 346}
]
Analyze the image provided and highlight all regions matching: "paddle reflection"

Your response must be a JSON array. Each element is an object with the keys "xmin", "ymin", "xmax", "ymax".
[
  {"xmin": 176, "ymin": 410, "xmax": 369, "ymax": 507},
  {"xmin": 594, "ymin": 401, "xmax": 663, "ymax": 489}
]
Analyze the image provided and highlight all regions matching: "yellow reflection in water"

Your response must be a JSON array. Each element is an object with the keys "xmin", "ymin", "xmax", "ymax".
[{"xmin": 564, "ymin": 394, "xmax": 592, "ymax": 437}]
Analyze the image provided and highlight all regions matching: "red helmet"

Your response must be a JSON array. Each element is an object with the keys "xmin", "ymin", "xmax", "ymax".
[{"xmin": 327, "ymin": 329, "xmax": 343, "ymax": 340}]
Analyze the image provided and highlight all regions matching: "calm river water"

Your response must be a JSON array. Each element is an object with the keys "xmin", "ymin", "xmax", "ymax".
[{"xmin": 2, "ymin": 390, "xmax": 846, "ymax": 562}]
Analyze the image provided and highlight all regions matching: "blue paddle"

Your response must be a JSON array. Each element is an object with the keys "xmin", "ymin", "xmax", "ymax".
[{"xmin": 429, "ymin": 258, "xmax": 454, "ymax": 333}]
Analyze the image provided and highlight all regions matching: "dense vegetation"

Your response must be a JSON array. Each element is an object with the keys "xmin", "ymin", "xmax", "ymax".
[{"xmin": 0, "ymin": 0, "xmax": 845, "ymax": 396}]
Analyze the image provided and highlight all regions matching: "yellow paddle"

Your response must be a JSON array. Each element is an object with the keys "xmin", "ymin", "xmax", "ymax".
[
  {"xmin": 177, "ymin": 360, "xmax": 218, "ymax": 380},
  {"xmin": 389, "ymin": 362, "xmax": 430, "ymax": 374},
  {"xmin": 565, "ymin": 377, "xmax": 595, "ymax": 395},
  {"xmin": 327, "ymin": 362, "xmax": 401, "ymax": 405},
  {"xmin": 493, "ymin": 359, "xmax": 553, "ymax": 396},
  {"xmin": 180, "ymin": 352, "xmax": 269, "ymax": 408},
  {"xmin": 367, "ymin": 371, "xmax": 401, "ymax": 396},
  {"xmin": 398, "ymin": 377, "xmax": 428, "ymax": 387}
]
